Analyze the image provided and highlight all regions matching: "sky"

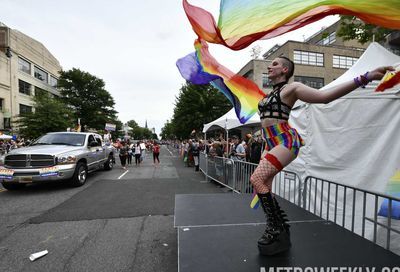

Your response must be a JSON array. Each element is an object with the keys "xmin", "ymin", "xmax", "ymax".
[{"xmin": 0, "ymin": 0, "xmax": 338, "ymax": 136}]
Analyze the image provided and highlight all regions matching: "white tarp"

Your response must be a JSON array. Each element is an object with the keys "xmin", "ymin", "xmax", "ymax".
[
  {"xmin": 288, "ymin": 42, "xmax": 400, "ymax": 191},
  {"xmin": 286, "ymin": 42, "xmax": 400, "ymax": 254}
]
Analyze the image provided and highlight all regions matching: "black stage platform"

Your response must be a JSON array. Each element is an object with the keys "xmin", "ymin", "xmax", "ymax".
[{"xmin": 175, "ymin": 194, "xmax": 400, "ymax": 272}]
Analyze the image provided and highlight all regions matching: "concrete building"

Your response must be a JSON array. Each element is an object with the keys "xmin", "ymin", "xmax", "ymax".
[
  {"xmin": 238, "ymin": 59, "xmax": 272, "ymax": 94},
  {"xmin": 238, "ymin": 21, "xmax": 374, "ymax": 92},
  {"xmin": 0, "ymin": 23, "xmax": 62, "ymax": 134}
]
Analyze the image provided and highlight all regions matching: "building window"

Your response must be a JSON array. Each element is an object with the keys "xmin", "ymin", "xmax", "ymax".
[
  {"xmin": 333, "ymin": 55, "xmax": 358, "ymax": 69},
  {"xmin": 19, "ymin": 104, "xmax": 32, "ymax": 114},
  {"xmin": 293, "ymin": 50, "xmax": 324, "ymax": 66},
  {"xmin": 0, "ymin": 98, "xmax": 3, "ymax": 111},
  {"xmin": 34, "ymin": 66, "xmax": 48, "ymax": 83},
  {"xmin": 294, "ymin": 76, "xmax": 324, "ymax": 89},
  {"xmin": 243, "ymin": 70, "xmax": 254, "ymax": 79},
  {"xmin": 18, "ymin": 57, "xmax": 31, "ymax": 74},
  {"xmin": 4, "ymin": 118, "xmax": 10, "ymax": 129},
  {"xmin": 316, "ymin": 32, "xmax": 336, "ymax": 46},
  {"xmin": 35, "ymin": 86, "xmax": 46, "ymax": 97},
  {"xmin": 49, "ymin": 75, "xmax": 58, "ymax": 87},
  {"xmin": 19, "ymin": 80, "xmax": 31, "ymax": 95},
  {"xmin": 262, "ymin": 73, "xmax": 272, "ymax": 88}
]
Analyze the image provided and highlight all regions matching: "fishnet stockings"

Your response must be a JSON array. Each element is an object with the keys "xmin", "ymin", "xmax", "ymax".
[{"xmin": 250, "ymin": 158, "xmax": 279, "ymax": 193}]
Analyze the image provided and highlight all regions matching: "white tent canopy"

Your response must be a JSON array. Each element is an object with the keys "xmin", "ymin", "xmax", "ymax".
[
  {"xmin": 202, "ymin": 108, "xmax": 260, "ymax": 133},
  {"xmin": 0, "ymin": 134, "xmax": 12, "ymax": 140}
]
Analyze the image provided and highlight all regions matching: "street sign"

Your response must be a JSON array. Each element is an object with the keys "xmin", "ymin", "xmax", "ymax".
[{"xmin": 105, "ymin": 123, "xmax": 116, "ymax": 131}]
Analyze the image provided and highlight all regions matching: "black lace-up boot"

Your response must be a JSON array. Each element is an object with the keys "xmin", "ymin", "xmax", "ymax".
[{"xmin": 257, "ymin": 192, "xmax": 291, "ymax": 255}]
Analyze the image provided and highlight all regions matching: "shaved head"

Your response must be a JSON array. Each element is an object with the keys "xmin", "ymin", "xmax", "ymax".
[{"xmin": 278, "ymin": 56, "xmax": 294, "ymax": 80}]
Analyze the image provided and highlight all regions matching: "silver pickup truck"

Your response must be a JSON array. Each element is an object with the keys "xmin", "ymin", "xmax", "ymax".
[{"xmin": 0, "ymin": 132, "xmax": 115, "ymax": 190}]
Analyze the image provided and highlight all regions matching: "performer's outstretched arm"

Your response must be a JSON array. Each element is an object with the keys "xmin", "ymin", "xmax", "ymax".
[{"xmin": 292, "ymin": 66, "xmax": 394, "ymax": 104}]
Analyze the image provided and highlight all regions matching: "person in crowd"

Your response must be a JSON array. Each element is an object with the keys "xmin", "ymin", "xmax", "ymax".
[
  {"xmin": 212, "ymin": 140, "xmax": 224, "ymax": 180},
  {"xmin": 198, "ymin": 140, "xmax": 205, "ymax": 154},
  {"xmin": 187, "ymin": 139, "xmax": 194, "ymax": 167},
  {"xmin": 0, "ymin": 140, "xmax": 5, "ymax": 155},
  {"xmin": 250, "ymin": 56, "xmax": 393, "ymax": 256},
  {"xmin": 113, "ymin": 138, "xmax": 121, "ymax": 152},
  {"xmin": 229, "ymin": 135, "xmax": 246, "ymax": 161},
  {"xmin": 228, "ymin": 135, "xmax": 246, "ymax": 189},
  {"xmin": 191, "ymin": 139, "xmax": 200, "ymax": 171},
  {"xmin": 134, "ymin": 142, "xmax": 142, "ymax": 166},
  {"xmin": 103, "ymin": 130, "xmax": 112, "ymax": 145},
  {"xmin": 140, "ymin": 141, "xmax": 146, "ymax": 162},
  {"xmin": 205, "ymin": 140, "xmax": 212, "ymax": 154},
  {"xmin": 127, "ymin": 140, "xmax": 133, "ymax": 165},
  {"xmin": 9, "ymin": 140, "xmax": 18, "ymax": 151},
  {"xmin": 153, "ymin": 141, "xmax": 160, "ymax": 166},
  {"xmin": 244, "ymin": 134, "xmax": 252, "ymax": 162},
  {"xmin": 183, "ymin": 140, "xmax": 189, "ymax": 166},
  {"xmin": 118, "ymin": 141, "xmax": 129, "ymax": 170},
  {"xmin": 250, "ymin": 136, "xmax": 263, "ymax": 164}
]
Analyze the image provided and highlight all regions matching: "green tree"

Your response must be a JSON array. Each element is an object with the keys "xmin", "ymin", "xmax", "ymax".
[
  {"xmin": 126, "ymin": 119, "xmax": 153, "ymax": 140},
  {"xmin": 58, "ymin": 68, "xmax": 118, "ymax": 131},
  {"xmin": 17, "ymin": 92, "xmax": 73, "ymax": 139},
  {"xmin": 168, "ymin": 82, "xmax": 231, "ymax": 139},
  {"xmin": 337, "ymin": 16, "xmax": 392, "ymax": 44},
  {"xmin": 127, "ymin": 120, "xmax": 139, "ymax": 130},
  {"xmin": 160, "ymin": 120, "xmax": 174, "ymax": 140}
]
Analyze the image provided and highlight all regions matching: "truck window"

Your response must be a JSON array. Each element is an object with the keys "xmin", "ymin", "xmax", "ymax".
[
  {"xmin": 95, "ymin": 136, "xmax": 102, "ymax": 146},
  {"xmin": 88, "ymin": 135, "xmax": 97, "ymax": 146}
]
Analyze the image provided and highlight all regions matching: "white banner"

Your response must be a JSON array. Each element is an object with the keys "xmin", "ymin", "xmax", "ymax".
[{"xmin": 105, "ymin": 123, "xmax": 116, "ymax": 131}]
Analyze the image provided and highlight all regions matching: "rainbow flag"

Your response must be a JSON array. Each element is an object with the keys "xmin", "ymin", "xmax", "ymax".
[
  {"xmin": 250, "ymin": 192, "xmax": 260, "ymax": 209},
  {"xmin": 378, "ymin": 170, "xmax": 400, "ymax": 219},
  {"xmin": 183, "ymin": 0, "xmax": 400, "ymax": 50},
  {"xmin": 176, "ymin": 39, "xmax": 265, "ymax": 123},
  {"xmin": 376, "ymin": 66, "xmax": 400, "ymax": 92}
]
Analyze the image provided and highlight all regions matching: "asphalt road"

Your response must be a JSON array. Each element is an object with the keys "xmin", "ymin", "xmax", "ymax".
[{"xmin": 0, "ymin": 145, "xmax": 226, "ymax": 272}]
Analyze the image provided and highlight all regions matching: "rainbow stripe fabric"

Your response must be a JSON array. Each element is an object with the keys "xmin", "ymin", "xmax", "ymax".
[
  {"xmin": 261, "ymin": 123, "xmax": 305, "ymax": 157},
  {"xmin": 378, "ymin": 170, "xmax": 400, "ymax": 219},
  {"xmin": 250, "ymin": 192, "xmax": 260, "ymax": 209},
  {"xmin": 176, "ymin": 39, "xmax": 265, "ymax": 123},
  {"xmin": 183, "ymin": 0, "xmax": 400, "ymax": 50}
]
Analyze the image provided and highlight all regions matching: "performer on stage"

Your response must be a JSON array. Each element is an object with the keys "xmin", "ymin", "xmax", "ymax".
[{"xmin": 250, "ymin": 56, "xmax": 393, "ymax": 255}]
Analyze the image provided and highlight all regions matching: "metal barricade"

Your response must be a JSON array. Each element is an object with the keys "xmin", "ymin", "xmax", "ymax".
[
  {"xmin": 200, "ymin": 152, "xmax": 236, "ymax": 191},
  {"xmin": 199, "ymin": 153, "xmax": 301, "ymax": 200},
  {"xmin": 303, "ymin": 176, "xmax": 400, "ymax": 252}
]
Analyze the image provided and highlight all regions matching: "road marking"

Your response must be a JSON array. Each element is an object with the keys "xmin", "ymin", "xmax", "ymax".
[
  {"xmin": 176, "ymin": 219, "xmax": 326, "ymax": 228},
  {"xmin": 166, "ymin": 148, "xmax": 174, "ymax": 156},
  {"xmin": 118, "ymin": 170, "xmax": 129, "ymax": 179},
  {"xmin": 0, "ymin": 188, "xmax": 6, "ymax": 193}
]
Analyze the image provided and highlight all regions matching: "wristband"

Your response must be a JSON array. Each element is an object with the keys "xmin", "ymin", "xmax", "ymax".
[
  {"xmin": 360, "ymin": 72, "xmax": 371, "ymax": 87},
  {"xmin": 354, "ymin": 72, "xmax": 371, "ymax": 89},
  {"xmin": 354, "ymin": 77, "xmax": 363, "ymax": 88}
]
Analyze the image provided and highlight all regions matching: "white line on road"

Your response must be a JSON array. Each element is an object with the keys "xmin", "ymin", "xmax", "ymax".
[
  {"xmin": 176, "ymin": 219, "xmax": 326, "ymax": 229},
  {"xmin": 118, "ymin": 170, "xmax": 129, "ymax": 179},
  {"xmin": 166, "ymin": 148, "xmax": 174, "ymax": 156}
]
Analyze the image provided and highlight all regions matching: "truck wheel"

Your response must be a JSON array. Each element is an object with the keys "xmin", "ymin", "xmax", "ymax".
[
  {"xmin": 2, "ymin": 182, "xmax": 26, "ymax": 190},
  {"xmin": 70, "ymin": 162, "xmax": 87, "ymax": 187},
  {"xmin": 103, "ymin": 155, "xmax": 114, "ymax": 171}
]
